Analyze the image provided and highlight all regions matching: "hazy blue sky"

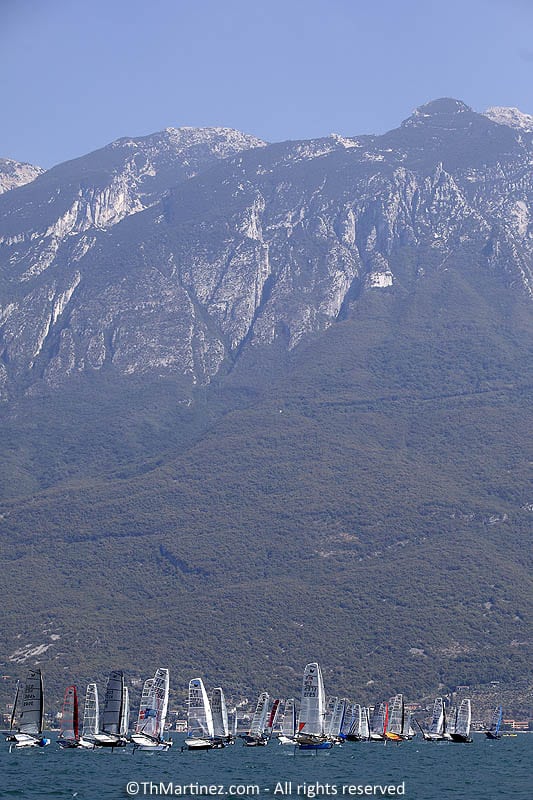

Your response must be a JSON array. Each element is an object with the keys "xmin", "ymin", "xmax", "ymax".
[{"xmin": 2, "ymin": 0, "xmax": 533, "ymax": 167}]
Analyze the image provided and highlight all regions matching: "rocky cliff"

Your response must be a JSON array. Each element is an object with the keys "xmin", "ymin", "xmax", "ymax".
[{"xmin": 0, "ymin": 99, "xmax": 531, "ymax": 400}]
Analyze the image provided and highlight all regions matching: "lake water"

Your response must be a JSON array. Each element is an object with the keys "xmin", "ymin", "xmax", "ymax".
[{"xmin": 1, "ymin": 734, "xmax": 530, "ymax": 800}]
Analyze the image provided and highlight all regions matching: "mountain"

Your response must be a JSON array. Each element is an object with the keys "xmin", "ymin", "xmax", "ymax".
[
  {"xmin": 0, "ymin": 100, "xmax": 531, "ymax": 711},
  {"xmin": 0, "ymin": 99, "xmax": 531, "ymax": 400},
  {"xmin": 0, "ymin": 157, "xmax": 44, "ymax": 194}
]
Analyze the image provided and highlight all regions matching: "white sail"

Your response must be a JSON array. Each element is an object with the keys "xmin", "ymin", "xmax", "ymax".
[
  {"xmin": 328, "ymin": 697, "xmax": 346, "ymax": 738},
  {"xmin": 370, "ymin": 702, "xmax": 389, "ymax": 738},
  {"xmin": 348, "ymin": 704, "xmax": 361, "ymax": 737},
  {"xmin": 446, "ymin": 706, "xmax": 457, "ymax": 736},
  {"xmin": 249, "ymin": 692, "xmax": 270, "ymax": 737},
  {"xmin": 341, "ymin": 703, "xmax": 354, "ymax": 737},
  {"xmin": 131, "ymin": 669, "xmax": 171, "ymax": 750},
  {"xmin": 428, "ymin": 697, "xmax": 445, "ymax": 736},
  {"xmin": 136, "ymin": 678, "xmax": 156, "ymax": 735},
  {"xmin": 18, "ymin": 669, "xmax": 44, "ymax": 736},
  {"xmin": 187, "ymin": 678, "xmax": 214, "ymax": 738},
  {"xmin": 81, "ymin": 683, "xmax": 99, "ymax": 740},
  {"xmin": 120, "ymin": 687, "xmax": 130, "ymax": 736},
  {"xmin": 281, "ymin": 698, "xmax": 296, "ymax": 737},
  {"xmin": 211, "ymin": 688, "xmax": 229, "ymax": 739},
  {"xmin": 360, "ymin": 707, "xmax": 370, "ymax": 739},
  {"xmin": 153, "ymin": 668, "xmax": 169, "ymax": 738},
  {"xmin": 387, "ymin": 694, "xmax": 404, "ymax": 735},
  {"xmin": 298, "ymin": 662, "xmax": 326, "ymax": 737},
  {"xmin": 405, "ymin": 710, "xmax": 416, "ymax": 738},
  {"xmin": 455, "ymin": 699, "xmax": 471, "ymax": 738}
]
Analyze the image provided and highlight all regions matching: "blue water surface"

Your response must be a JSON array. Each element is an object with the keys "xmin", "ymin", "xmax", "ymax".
[{"xmin": 1, "ymin": 733, "xmax": 530, "ymax": 800}]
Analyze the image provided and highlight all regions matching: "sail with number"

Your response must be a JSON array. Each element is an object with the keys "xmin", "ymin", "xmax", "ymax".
[
  {"xmin": 295, "ymin": 662, "xmax": 332, "ymax": 749},
  {"xmin": 298, "ymin": 663, "xmax": 326, "ymax": 738},
  {"xmin": 19, "ymin": 669, "xmax": 44, "ymax": 736},
  {"xmin": 5, "ymin": 669, "xmax": 50, "ymax": 748}
]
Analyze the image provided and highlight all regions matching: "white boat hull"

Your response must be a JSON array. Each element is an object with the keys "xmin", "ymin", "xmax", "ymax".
[
  {"xmin": 131, "ymin": 733, "xmax": 172, "ymax": 751},
  {"xmin": 93, "ymin": 733, "xmax": 128, "ymax": 748},
  {"xmin": 78, "ymin": 737, "xmax": 97, "ymax": 749},
  {"xmin": 7, "ymin": 732, "xmax": 50, "ymax": 748},
  {"xmin": 184, "ymin": 737, "xmax": 223, "ymax": 750}
]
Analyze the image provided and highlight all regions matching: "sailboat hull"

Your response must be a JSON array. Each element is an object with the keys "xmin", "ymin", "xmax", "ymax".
[
  {"xmin": 184, "ymin": 737, "xmax": 225, "ymax": 750},
  {"xmin": 131, "ymin": 732, "xmax": 172, "ymax": 750},
  {"xmin": 240, "ymin": 734, "xmax": 268, "ymax": 746},
  {"xmin": 78, "ymin": 737, "xmax": 97, "ymax": 749},
  {"xmin": 298, "ymin": 740, "xmax": 333, "ymax": 750},
  {"xmin": 7, "ymin": 732, "xmax": 50, "ymax": 748},
  {"xmin": 93, "ymin": 733, "xmax": 128, "ymax": 747}
]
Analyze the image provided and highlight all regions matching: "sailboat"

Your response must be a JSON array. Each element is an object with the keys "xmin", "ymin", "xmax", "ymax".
[
  {"xmin": 448, "ymin": 699, "xmax": 473, "ymax": 743},
  {"xmin": 78, "ymin": 683, "xmax": 99, "ymax": 748},
  {"xmin": 484, "ymin": 706, "xmax": 503, "ymax": 740},
  {"xmin": 93, "ymin": 670, "xmax": 129, "ymax": 748},
  {"xmin": 419, "ymin": 697, "xmax": 447, "ymax": 742},
  {"xmin": 327, "ymin": 697, "xmax": 346, "ymax": 743},
  {"xmin": 58, "ymin": 685, "xmax": 80, "ymax": 748},
  {"xmin": 5, "ymin": 669, "xmax": 50, "ymax": 748},
  {"xmin": 265, "ymin": 698, "xmax": 281, "ymax": 740},
  {"xmin": 240, "ymin": 691, "xmax": 271, "ymax": 746},
  {"xmin": 185, "ymin": 678, "xmax": 219, "ymax": 750},
  {"xmin": 131, "ymin": 668, "xmax": 172, "ymax": 751},
  {"xmin": 346, "ymin": 704, "xmax": 370, "ymax": 741},
  {"xmin": 211, "ymin": 687, "xmax": 234, "ymax": 745},
  {"xmin": 369, "ymin": 702, "xmax": 389, "ymax": 741},
  {"xmin": 360, "ymin": 707, "xmax": 371, "ymax": 741},
  {"xmin": 278, "ymin": 698, "xmax": 297, "ymax": 745},
  {"xmin": 294, "ymin": 662, "xmax": 332, "ymax": 750},
  {"xmin": 385, "ymin": 694, "xmax": 414, "ymax": 741}
]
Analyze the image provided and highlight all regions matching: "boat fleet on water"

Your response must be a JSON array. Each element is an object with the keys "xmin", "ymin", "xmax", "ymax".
[{"xmin": 5, "ymin": 662, "xmax": 505, "ymax": 751}]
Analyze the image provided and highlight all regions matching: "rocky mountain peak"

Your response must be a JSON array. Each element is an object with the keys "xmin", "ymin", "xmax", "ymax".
[
  {"xmin": 484, "ymin": 106, "xmax": 533, "ymax": 132},
  {"xmin": 402, "ymin": 98, "xmax": 473, "ymax": 128},
  {"xmin": 111, "ymin": 125, "xmax": 267, "ymax": 159},
  {"xmin": 0, "ymin": 157, "xmax": 45, "ymax": 195}
]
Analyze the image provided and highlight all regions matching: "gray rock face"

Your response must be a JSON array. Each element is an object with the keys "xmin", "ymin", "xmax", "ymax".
[
  {"xmin": 0, "ymin": 102, "xmax": 532, "ymax": 398},
  {"xmin": 0, "ymin": 158, "xmax": 44, "ymax": 194}
]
